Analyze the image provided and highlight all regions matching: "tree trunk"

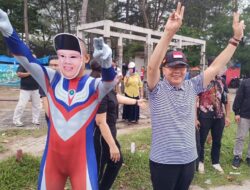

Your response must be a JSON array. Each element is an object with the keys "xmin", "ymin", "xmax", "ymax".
[
  {"xmin": 126, "ymin": 0, "xmax": 130, "ymax": 23},
  {"xmin": 65, "ymin": 0, "xmax": 71, "ymax": 33},
  {"xmin": 24, "ymin": 0, "xmax": 29, "ymax": 46},
  {"xmin": 61, "ymin": 0, "xmax": 65, "ymax": 32},
  {"xmin": 138, "ymin": 0, "xmax": 150, "ymax": 28},
  {"xmin": 81, "ymin": 0, "xmax": 89, "ymax": 24}
]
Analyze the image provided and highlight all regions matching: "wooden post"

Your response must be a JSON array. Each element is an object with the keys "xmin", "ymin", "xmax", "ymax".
[{"xmin": 118, "ymin": 37, "xmax": 123, "ymax": 68}]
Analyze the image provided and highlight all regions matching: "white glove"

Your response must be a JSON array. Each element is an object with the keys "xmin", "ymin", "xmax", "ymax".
[
  {"xmin": 0, "ymin": 9, "xmax": 13, "ymax": 37},
  {"xmin": 93, "ymin": 37, "xmax": 112, "ymax": 68}
]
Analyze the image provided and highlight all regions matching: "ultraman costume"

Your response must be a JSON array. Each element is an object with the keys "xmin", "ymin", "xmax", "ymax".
[{"xmin": 1, "ymin": 11, "xmax": 116, "ymax": 190}]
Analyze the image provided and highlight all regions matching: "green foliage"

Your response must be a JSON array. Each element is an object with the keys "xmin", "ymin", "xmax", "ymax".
[
  {"xmin": 114, "ymin": 129, "xmax": 152, "ymax": 189},
  {"xmin": 123, "ymin": 41, "xmax": 144, "ymax": 63},
  {"xmin": 0, "ymin": 155, "xmax": 40, "ymax": 190},
  {"xmin": 0, "ymin": 0, "xmax": 42, "ymax": 55},
  {"xmin": 178, "ymin": 25, "xmax": 204, "ymax": 67},
  {"xmin": 113, "ymin": 122, "xmax": 250, "ymax": 189},
  {"xmin": 0, "ymin": 144, "xmax": 5, "ymax": 153},
  {"xmin": 183, "ymin": 46, "xmax": 202, "ymax": 67}
]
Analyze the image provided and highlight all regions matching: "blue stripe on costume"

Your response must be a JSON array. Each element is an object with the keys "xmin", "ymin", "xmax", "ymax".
[
  {"xmin": 86, "ymin": 120, "xmax": 98, "ymax": 190},
  {"xmin": 50, "ymin": 74, "xmax": 98, "ymax": 112},
  {"xmin": 102, "ymin": 67, "xmax": 116, "ymax": 81},
  {"xmin": 4, "ymin": 30, "xmax": 41, "ymax": 65},
  {"xmin": 63, "ymin": 78, "xmax": 69, "ymax": 92},
  {"xmin": 38, "ymin": 116, "xmax": 51, "ymax": 189},
  {"xmin": 77, "ymin": 75, "xmax": 89, "ymax": 92}
]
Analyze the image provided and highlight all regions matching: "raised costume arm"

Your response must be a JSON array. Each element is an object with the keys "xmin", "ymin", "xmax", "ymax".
[
  {"xmin": 0, "ymin": 9, "xmax": 55, "ymax": 94},
  {"xmin": 93, "ymin": 37, "xmax": 117, "ymax": 100}
]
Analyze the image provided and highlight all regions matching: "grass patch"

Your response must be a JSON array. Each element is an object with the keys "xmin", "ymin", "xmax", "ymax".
[
  {"xmin": 0, "ymin": 144, "xmax": 6, "ymax": 153},
  {"xmin": 0, "ymin": 121, "xmax": 249, "ymax": 189},
  {"xmin": 0, "ymin": 154, "xmax": 40, "ymax": 190},
  {"xmin": 113, "ymin": 122, "xmax": 250, "ymax": 189},
  {"xmin": 114, "ymin": 129, "xmax": 152, "ymax": 189},
  {"xmin": 193, "ymin": 120, "xmax": 250, "ymax": 188}
]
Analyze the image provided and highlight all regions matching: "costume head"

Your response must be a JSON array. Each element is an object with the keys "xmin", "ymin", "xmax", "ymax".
[
  {"xmin": 162, "ymin": 50, "xmax": 188, "ymax": 87},
  {"xmin": 53, "ymin": 33, "xmax": 89, "ymax": 79}
]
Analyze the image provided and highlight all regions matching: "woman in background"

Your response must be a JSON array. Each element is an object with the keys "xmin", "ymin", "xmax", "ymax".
[{"xmin": 122, "ymin": 62, "xmax": 143, "ymax": 124}]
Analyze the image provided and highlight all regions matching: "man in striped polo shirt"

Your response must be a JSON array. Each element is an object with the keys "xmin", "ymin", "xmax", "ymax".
[{"xmin": 147, "ymin": 2, "xmax": 245, "ymax": 190}]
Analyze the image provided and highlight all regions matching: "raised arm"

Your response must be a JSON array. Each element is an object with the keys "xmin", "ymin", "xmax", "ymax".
[
  {"xmin": 203, "ymin": 12, "xmax": 245, "ymax": 87},
  {"xmin": 147, "ymin": 2, "xmax": 184, "ymax": 90},
  {"xmin": 0, "ymin": 9, "xmax": 52, "ymax": 93},
  {"xmin": 92, "ymin": 37, "xmax": 117, "ymax": 100}
]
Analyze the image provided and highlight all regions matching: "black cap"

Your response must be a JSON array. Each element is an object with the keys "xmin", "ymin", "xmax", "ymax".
[
  {"xmin": 162, "ymin": 51, "xmax": 188, "ymax": 67},
  {"xmin": 53, "ymin": 33, "xmax": 82, "ymax": 54}
]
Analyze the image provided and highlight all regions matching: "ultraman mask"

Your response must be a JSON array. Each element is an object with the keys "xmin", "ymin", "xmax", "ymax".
[{"xmin": 54, "ymin": 33, "xmax": 84, "ymax": 79}]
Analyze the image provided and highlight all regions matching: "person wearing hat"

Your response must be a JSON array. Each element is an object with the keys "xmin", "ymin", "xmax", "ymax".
[
  {"xmin": 0, "ymin": 9, "xmax": 117, "ymax": 190},
  {"xmin": 122, "ymin": 61, "xmax": 143, "ymax": 123},
  {"xmin": 147, "ymin": 2, "xmax": 245, "ymax": 190}
]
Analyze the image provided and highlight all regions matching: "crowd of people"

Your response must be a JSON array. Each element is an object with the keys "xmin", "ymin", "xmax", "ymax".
[{"xmin": 0, "ymin": 1, "xmax": 249, "ymax": 190}]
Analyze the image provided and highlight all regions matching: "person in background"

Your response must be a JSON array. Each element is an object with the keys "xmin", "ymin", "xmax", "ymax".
[
  {"xmin": 90, "ymin": 59, "xmax": 146, "ymax": 190},
  {"xmin": 112, "ymin": 59, "xmax": 123, "ymax": 118},
  {"xmin": 146, "ymin": 2, "xmax": 244, "ymax": 190},
  {"xmin": 232, "ymin": 78, "xmax": 250, "ymax": 169},
  {"xmin": 122, "ymin": 61, "xmax": 143, "ymax": 124},
  {"xmin": 113, "ymin": 60, "xmax": 122, "ymax": 94},
  {"xmin": 39, "ymin": 55, "xmax": 59, "ymax": 116},
  {"xmin": 197, "ymin": 57, "xmax": 230, "ymax": 174},
  {"xmin": 13, "ymin": 63, "xmax": 41, "ymax": 127},
  {"xmin": 140, "ymin": 66, "xmax": 145, "ymax": 81}
]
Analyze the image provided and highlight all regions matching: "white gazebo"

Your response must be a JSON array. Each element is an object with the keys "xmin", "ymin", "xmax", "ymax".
[{"xmin": 77, "ymin": 20, "xmax": 206, "ymax": 70}]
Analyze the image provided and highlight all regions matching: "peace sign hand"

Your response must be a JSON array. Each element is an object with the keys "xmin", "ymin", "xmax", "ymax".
[
  {"xmin": 232, "ymin": 12, "xmax": 245, "ymax": 41},
  {"xmin": 164, "ymin": 2, "xmax": 185, "ymax": 36}
]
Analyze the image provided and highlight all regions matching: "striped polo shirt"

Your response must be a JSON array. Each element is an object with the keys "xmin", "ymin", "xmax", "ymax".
[{"xmin": 149, "ymin": 74, "xmax": 204, "ymax": 164}]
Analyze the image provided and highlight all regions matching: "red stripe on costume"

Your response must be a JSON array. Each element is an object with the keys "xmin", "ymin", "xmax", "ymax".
[
  {"xmin": 45, "ymin": 104, "xmax": 100, "ymax": 189},
  {"xmin": 48, "ymin": 85, "xmax": 99, "ymax": 121},
  {"xmin": 65, "ymin": 91, "xmax": 98, "ymax": 121},
  {"xmin": 68, "ymin": 79, "xmax": 78, "ymax": 106}
]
